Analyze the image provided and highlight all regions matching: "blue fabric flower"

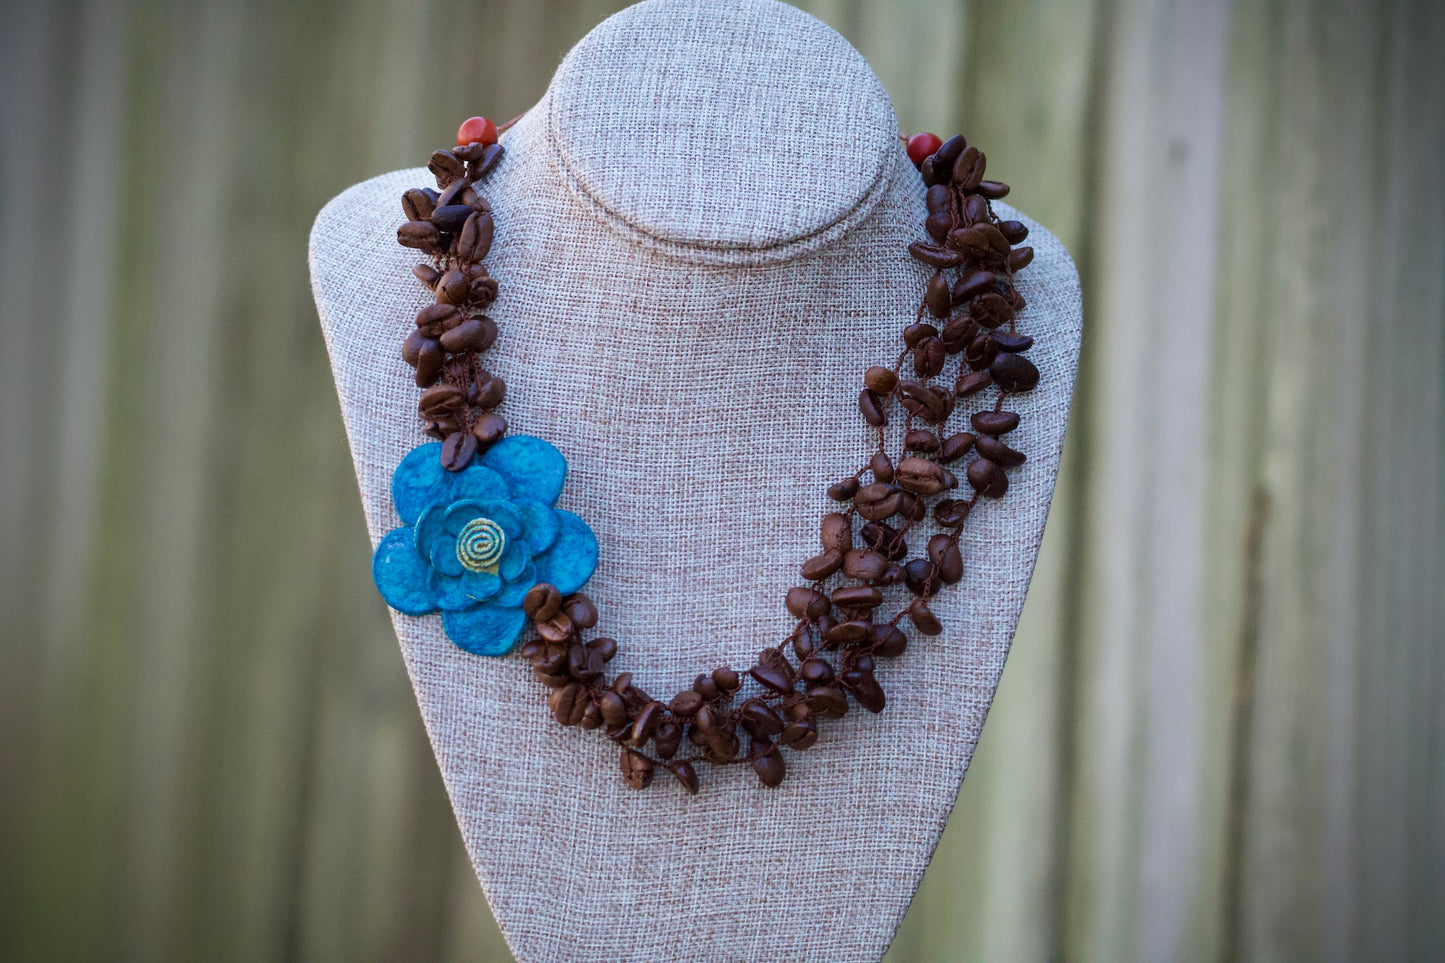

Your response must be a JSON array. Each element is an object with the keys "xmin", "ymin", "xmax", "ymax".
[{"xmin": 372, "ymin": 435, "xmax": 599, "ymax": 656}]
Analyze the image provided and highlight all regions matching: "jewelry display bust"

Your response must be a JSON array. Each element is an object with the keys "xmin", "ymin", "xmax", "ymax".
[{"xmin": 309, "ymin": 0, "xmax": 1081, "ymax": 959}]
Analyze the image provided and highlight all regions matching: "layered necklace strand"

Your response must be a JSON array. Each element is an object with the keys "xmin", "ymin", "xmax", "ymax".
[{"xmin": 385, "ymin": 117, "xmax": 1040, "ymax": 793}]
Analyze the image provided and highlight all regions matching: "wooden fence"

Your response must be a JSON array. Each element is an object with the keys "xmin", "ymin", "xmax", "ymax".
[{"xmin": 1, "ymin": 0, "xmax": 1441, "ymax": 959}]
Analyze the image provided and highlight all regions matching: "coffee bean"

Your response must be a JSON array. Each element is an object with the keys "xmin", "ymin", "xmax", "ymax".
[
  {"xmin": 858, "ymin": 389, "xmax": 887, "ymax": 427},
  {"xmin": 938, "ymin": 431, "xmax": 977, "ymax": 463},
  {"xmin": 963, "ymin": 194, "xmax": 991, "ymax": 226},
  {"xmin": 871, "ymin": 624, "xmax": 908, "ymax": 658},
  {"xmin": 598, "ymin": 691, "xmax": 629, "ymax": 728},
  {"xmin": 990, "ymin": 353, "xmax": 1040, "ymax": 392},
  {"xmin": 429, "ymin": 149, "xmax": 465, "ymax": 186},
  {"xmin": 587, "ymin": 636, "xmax": 617, "ymax": 662},
  {"xmin": 864, "ymin": 366, "xmax": 898, "ymax": 394},
  {"xmin": 435, "ymin": 172, "xmax": 472, "ymax": 208},
  {"xmin": 969, "ymin": 292, "xmax": 1015, "ymax": 329},
  {"xmin": 401, "ymin": 330, "xmax": 433, "ymax": 367},
  {"xmin": 411, "ymin": 263, "xmax": 440, "ymax": 289},
  {"xmin": 561, "ymin": 594, "xmax": 598, "ymax": 629},
  {"xmin": 897, "ymin": 380, "xmax": 953, "ymax": 423},
  {"xmin": 398, "ymin": 220, "xmax": 440, "ymax": 250},
  {"xmin": 966, "ymin": 457, "xmax": 1010, "ymax": 497},
  {"xmin": 669, "ymin": 690, "xmax": 704, "ymax": 717},
  {"xmin": 630, "ymin": 701, "xmax": 663, "ymax": 747},
  {"xmin": 665, "ymin": 760, "xmax": 699, "ymax": 794},
  {"xmin": 941, "ymin": 317, "xmax": 979, "ymax": 353},
  {"xmin": 801, "ymin": 550, "xmax": 843, "ymax": 581},
  {"xmin": 828, "ymin": 477, "xmax": 860, "ymax": 501},
  {"xmin": 535, "ymin": 612, "xmax": 575, "ymax": 644},
  {"xmin": 780, "ymin": 719, "xmax": 818, "ymax": 749},
  {"xmin": 896, "ymin": 456, "xmax": 954, "ymax": 496},
  {"xmin": 1007, "ymin": 246, "xmax": 1034, "ymax": 271},
  {"xmin": 971, "ymin": 409, "xmax": 1020, "ymax": 435},
  {"xmin": 908, "ymin": 241, "xmax": 963, "ymax": 269},
  {"xmin": 470, "ymin": 412, "xmax": 506, "ymax": 443},
  {"xmin": 903, "ymin": 557, "xmax": 935, "ymax": 595},
  {"xmin": 471, "ymin": 370, "xmax": 506, "ymax": 409},
  {"xmin": 843, "ymin": 669, "xmax": 887, "ymax": 713},
  {"xmin": 978, "ymin": 180, "xmax": 1010, "ymax": 199},
  {"xmin": 870, "ymin": 451, "xmax": 895, "ymax": 483},
  {"xmin": 914, "ymin": 337, "xmax": 946, "ymax": 377},
  {"xmin": 693, "ymin": 674, "xmax": 720, "ymax": 701},
  {"xmin": 713, "ymin": 666, "xmax": 741, "ymax": 692},
  {"xmin": 953, "ymin": 146, "xmax": 986, "ymax": 189},
  {"xmin": 523, "ymin": 584, "xmax": 562, "ymax": 620},
  {"xmin": 430, "ymin": 204, "xmax": 472, "ymax": 233},
  {"xmin": 823, "ymin": 619, "xmax": 870, "ymax": 646},
  {"xmin": 953, "ymin": 270, "xmax": 998, "ymax": 304},
  {"xmin": 439, "ymin": 317, "xmax": 497, "ymax": 353},
  {"xmin": 903, "ymin": 322, "xmax": 939, "ymax": 348},
  {"xmin": 928, "ymin": 533, "xmax": 964, "ymax": 583},
  {"xmin": 620, "ymin": 749, "xmax": 654, "ymax": 790},
  {"xmin": 926, "ymin": 273, "xmax": 952, "ymax": 318},
  {"xmin": 842, "ymin": 548, "xmax": 889, "ymax": 581},
  {"xmin": 909, "ymin": 598, "xmax": 944, "ymax": 635},
  {"xmin": 799, "ymin": 658, "xmax": 835, "ymax": 687},
  {"xmin": 955, "ymin": 370, "xmax": 993, "ymax": 398},
  {"xmin": 750, "ymin": 663, "xmax": 794, "ymax": 695},
  {"xmin": 820, "ymin": 512, "xmax": 853, "ymax": 553},
  {"xmin": 935, "ymin": 498, "xmax": 970, "ymax": 527},
  {"xmin": 469, "ymin": 275, "xmax": 499, "ymax": 306},
  {"xmin": 549, "ymin": 682, "xmax": 586, "ymax": 726},
  {"xmin": 654, "ymin": 721, "xmax": 682, "ymax": 760},
  {"xmin": 402, "ymin": 188, "xmax": 437, "ymax": 221},
  {"xmin": 832, "ymin": 585, "xmax": 883, "ymax": 609},
  {"xmin": 966, "ymin": 334, "xmax": 1001, "ymax": 371},
  {"xmin": 567, "ymin": 642, "xmax": 602, "ymax": 681},
  {"xmin": 806, "ymin": 685, "xmax": 850, "ymax": 718},
  {"xmin": 752, "ymin": 740, "xmax": 786, "ymax": 787},
  {"xmin": 415, "ymin": 302, "xmax": 460, "ymax": 337},
  {"xmin": 925, "ymin": 183, "xmax": 951, "ymax": 214},
  {"xmin": 854, "ymin": 482, "xmax": 902, "ymax": 521},
  {"xmin": 441, "ymin": 432, "xmax": 477, "ymax": 471},
  {"xmin": 934, "ymin": 134, "xmax": 967, "ymax": 172},
  {"xmin": 920, "ymin": 154, "xmax": 941, "ymax": 187},
  {"xmin": 860, "ymin": 521, "xmax": 908, "ymax": 560},
  {"xmin": 740, "ymin": 699, "xmax": 785, "ymax": 737},
  {"xmin": 991, "ymin": 331, "xmax": 1034, "ymax": 352},
  {"xmin": 999, "ymin": 220, "xmax": 1029, "ymax": 244},
  {"xmin": 926, "ymin": 211, "xmax": 952, "ymax": 243},
  {"xmin": 472, "ymin": 142, "xmax": 504, "ymax": 179},
  {"xmin": 419, "ymin": 384, "xmax": 465, "ymax": 419},
  {"xmin": 976, "ymin": 433, "xmax": 1026, "ymax": 467},
  {"xmin": 432, "ymin": 268, "xmax": 469, "ymax": 305}
]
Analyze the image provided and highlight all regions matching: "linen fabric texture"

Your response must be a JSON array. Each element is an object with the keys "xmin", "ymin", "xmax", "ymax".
[{"xmin": 308, "ymin": 0, "xmax": 1082, "ymax": 960}]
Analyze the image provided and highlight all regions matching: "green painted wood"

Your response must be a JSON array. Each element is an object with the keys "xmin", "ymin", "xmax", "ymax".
[{"xmin": 1, "ymin": 1, "xmax": 1441, "ymax": 961}]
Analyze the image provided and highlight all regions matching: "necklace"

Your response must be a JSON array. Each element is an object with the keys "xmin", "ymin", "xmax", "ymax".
[{"xmin": 371, "ymin": 116, "xmax": 1041, "ymax": 793}]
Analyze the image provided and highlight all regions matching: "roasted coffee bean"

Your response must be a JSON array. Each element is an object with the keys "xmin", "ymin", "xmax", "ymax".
[
  {"xmin": 470, "ymin": 412, "xmax": 506, "ymax": 443},
  {"xmin": 967, "ymin": 457, "xmax": 1010, "ymax": 497},
  {"xmin": 926, "ymin": 211, "xmax": 952, "ymax": 243},
  {"xmin": 435, "ymin": 172, "xmax": 472, "ymax": 208},
  {"xmin": 864, "ymin": 366, "xmax": 898, "ymax": 394},
  {"xmin": 579, "ymin": 702, "xmax": 604, "ymax": 732},
  {"xmin": 561, "ymin": 594, "xmax": 597, "ymax": 629},
  {"xmin": 469, "ymin": 275, "xmax": 499, "ymax": 306},
  {"xmin": 919, "ymin": 154, "xmax": 941, "ymax": 187},
  {"xmin": 909, "ymin": 598, "xmax": 944, "ymax": 636},
  {"xmin": 806, "ymin": 685, "xmax": 849, "ymax": 718},
  {"xmin": 1006, "ymin": 244, "xmax": 1034, "ymax": 271},
  {"xmin": 969, "ymin": 292, "xmax": 1015, "ymax": 329},
  {"xmin": 928, "ymin": 533, "xmax": 965, "ymax": 584},
  {"xmin": 455, "ymin": 212, "xmax": 481, "ymax": 260},
  {"xmin": 653, "ymin": 721, "xmax": 682, "ymax": 760},
  {"xmin": 441, "ymin": 432, "xmax": 478, "ymax": 471},
  {"xmin": 908, "ymin": 241, "xmax": 963, "ymax": 269},
  {"xmin": 793, "ymin": 623, "xmax": 818, "ymax": 659},
  {"xmin": 820, "ymin": 512, "xmax": 852, "ymax": 553},
  {"xmin": 897, "ymin": 456, "xmax": 956, "ymax": 497},
  {"xmin": 926, "ymin": 273, "xmax": 951, "ymax": 318},
  {"xmin": 823, "ymin": 619, "xmax": 870, "ymax": 646},
  {"xmin": 752, "ymin": 739, "xmax": 786, "ymax": 788},
  {"xmin": 536, "ymin": 612, "xmax": 576, "ymax": 644},
  {"xmin": 471, "ymin": 370, "xmax": 506, "ymax": 409},
  {"xmin": 978, "ymin": 179, "xmax": 1010, "ymax": 199},
  {"xmin": 667, "ymin": 689, "xmax": 705, "ymax": 718},
  {"xmin": 613, "ymin": 672, "xmax": 633, "ymax": 695},
  {"xmin": 965, "ymin": 334, "xmax": 1001, "ymax": 372},
  {"xmin": 870, "ymin": 451, "xmax": 894, "ymax": 484},
  {"xmin": 588, "ymin": 636, "xmax": 618, "ymax": 662},
  {"xmin": 687, "ymin": 722, "xmax": 708, "ymax": 747},
  {"xmin": 461, "ymin": 188, "xmax": 490, "ymax": 213},
  {"xmin": 827, "ymin": 477, "xmax": 860, "ymax": 501},
  {"xmin": 999, "ymin": 219, "xmax": 1029, "ymax": 244},
  {"xmin": 750, "ymin": 663, "xmax": 794, "ymax": 695},
  {"xmin": 832, "ymin": 585, "xmax": 883, "ymax": 610},
  {"xmin": 402, "ymin": 188, "xmax": 438, "ymax": 221},
  {"xmin": 934, "ymin": 134, "xmax": 967, "ymax": 172},
  {"xmin": 780, "ymin": 719, "xmax": 818, "ymax": 749},
  {"xmin": 398, "ymin": 220, "xmax": 440, "ymax": 250},
  {"xmin": 941, "ymin": 317, "xmax": 979, "ymax": 353},
  {"xmin": 740, "ymin": 699, "xmax": 785, "ymax": 737},
  {"xmin": 938, "ymin": 431, "xmax": 977, "ymax": 463},
  {"xmin": 693, "ymin": 674, "xmax": 720, "ymax": 701},
  {"xmin": 972, "ymin": 409, "xmax": 1020, "ymax": 435},
  {"xmin": 472, "ymin": 142, "xmax": 504, "ymax": 179},
  {"xmin": 786, "ymin": 586, "xmax": 830, "ymax": 619},
  {"xmin": 954, "ymin": 146, "xmax": 986, "ymax": 189},
  {"xmin": 935, "ymin": 498, "xmax": 970, "ymax": 527},
  {"xmin": 401, "ymin": 329, "xmax": 433, "ymax": 367},
  {"xmin": 952, "ymin": 222, "xmax": 1009, "ymax": 260},
  {"xmin": 881, "ymin": 563, "xmax": 905, "ymax": 585},
  {"xmin": 903, "ymin": 557, "xmax": 935, "ymax": 595},
  {"xmin": 801, "ymin": 550, "xmax": 843, "ymax": 581},
  {"xmin": 953, "ymin": 270, "xmax": 998, "ymax": 304},
  {"xmin": 842, "ymin": 548, "xmax": 889, "ymax": 581},
  {"xmin": 549, "ymin": 682, "xmax": 586, "ymax": 726},
  {"xmin": 914, "ymin": 337, "xmax": 946, "ymax": 377},
  {"xmin": 430, "ymin": 204, "xmax": 472, "ymax": 233},
  {"xmin": 411, "ymin": 263, "xmax": 441, "ymax": 289},
  {"xmin": 419, "ymin": 384, "xmax": 465, "ymax": 419},
  {"xmin": 897, "ymin": 380, "xmax": 952, "ymax": 423},
  {"xmin": 665, "ymin": 759, "xmax": 700, "ymax": 794},
  {"xmin": 854, "ymin": 482, "xmax": 902, "ymax": 521},
  {"xmin": 793, "ymin": 660, "xmax": 830, "ymax": 690},
  {"xmin": 415, "ymin": 302, "xmax": 460, "ymax": 337},
  {"xmin": 465, "ymin": 212, "xmax": 495, "ymax": 261},
  {"xmin": 963, "ymin": 194, "xmax": 991, "ymax": 226},
  {"xmin": 429, "ymin": 149, "xmax": 465, "ymax": 185},
  {"xmin": 955, "ymin": 370, "xmax": 992, "ymax": 399},
  {"xmin": 629, "ymin": 701, "xmax": 663, "ymax": 747},
  {"xmin": 567, "ymin": 642, "xmax": 602, "ymax": 681},
  {"xmin": 894, "ymin": 491, "xmax": 924, "ymax": 522},
  {"xmin": 713, "ymin": 666, "xmax": 741, "ymax": 692},
  {"xmin": 860, "ymin": 521, "xmax": 908, "ymax": 560},
  {"xmin": 858, "ymin": 389, "xmax": 887, "ymax": 427},
  {"xmin": 925, "ymin": 183, "xmax": 951, "ymax": 214},
  {"xmin": 843, "ymin": 669, "xmax": 886, "ymax": 713},
  {"xmin": 904, "ymin": 429, "xmax": 940, "ymax": 453},
  {"xmin": 454, "ymin": 141, "xmax": 484, "ymax": 161},
  {"xmin": 620, "ymin": 749, "xmax": 654, "ymax": 790},
  {"xmin": 598, "ymin": 691, "xmax": 629, "ymax": 728},
  {"xmin": 903, "ymin": 322, "xmax": 939, "ymax": 348},
  {"xmin": 991, "ymin": 331, "xmax": 1034, "ymax": 353},
  {"xmin": 439, "ymin": 317, "xmax": 496, "ymax": 353},
  {"xmin": 871, "ymin": 624, "xmax": 908, "ymax": 658},
  {"xmin": 433, "ymin": 268, "xmax": 469, "ymax": 305},
  {"xmin": 976, "ymin": 433, "xmax": 1026, "ymax": 467}
]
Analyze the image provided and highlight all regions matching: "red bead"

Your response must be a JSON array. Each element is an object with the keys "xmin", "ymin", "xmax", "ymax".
[
  {"xmin": 906, "ymin": 132, "xmax": 943, "ymax": 168},
  {"xmin": 456, "ymin": 116, "xmax": 498, "ymax": 148}
]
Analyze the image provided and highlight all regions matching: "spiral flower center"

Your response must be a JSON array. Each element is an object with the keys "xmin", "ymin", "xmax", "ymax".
[{"xmin": 456, "ymin": 517, "xmax": 506, "ymax": 574}]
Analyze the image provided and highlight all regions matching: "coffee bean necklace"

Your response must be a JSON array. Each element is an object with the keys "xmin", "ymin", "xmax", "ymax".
[{"xmin": 371, "ymin": 117, "xmax": 1041, "ymax": 794}]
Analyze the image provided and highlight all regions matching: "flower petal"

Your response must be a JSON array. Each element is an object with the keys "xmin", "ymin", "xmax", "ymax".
[
  {"xmin": 444, "ymin": 500, "xmax": 486, "ymax": 534},
  {"xmin": 449, "ymin": 462, "xmax": 509, "ymax": 503},
  {"xmin": 533, "ymin": 509, "xmax": 598, "ymax": 595},
  {"xmin": 414, "ymin": 504, "xmax": 448, "ymax": 559},
  {"xmin": 492, "ymin": 561, "xmax": 536, "ymax": 607},
  {"xmin": 474, "ymin": 500, "xmax": 523, "ymax": 538},
  {"xmin": 431, "ymin": 535, "xmax": 464, "ymax": 577},
  {"xmin": 460, "ymin": 567, "xmax": 502, "ymax": 602},
  {"xmin": 442, "ymin": 603, "xmax": 530, "ymax": 656},
  {"xmin": 372, "ymin": 527, "xmax": 436, "ymax": 615},
  {"xmin": 430, "ymin": 569, "xmax": 478, "ymax": 611},
  {"xmin": 480, "ymin": 435, "xmax": 568, "ymax": 506},
  {"xmin": 515, "ymin": 501, "xmax": 560, "ymax": 554},
  {"xmin": 391, "ymin": 443, "xmax": 450, "ymax": 525},
  {"xmin": 499, "ymin": 539, "xmax": 528, "ymax": 581}
]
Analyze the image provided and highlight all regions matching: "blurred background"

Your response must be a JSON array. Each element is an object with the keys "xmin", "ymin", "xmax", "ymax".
[{"xmin": 1, "ymin": 0, "xmax": 1442, "ymax": 959}]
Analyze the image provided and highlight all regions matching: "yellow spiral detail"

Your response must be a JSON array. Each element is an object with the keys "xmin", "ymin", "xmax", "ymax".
[{"xmin": 456, "ymin": 517, "xmax": 506, "ymax": 574}]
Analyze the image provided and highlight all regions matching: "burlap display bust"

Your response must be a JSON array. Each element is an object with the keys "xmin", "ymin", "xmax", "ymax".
[{"xmin": 309, "ymin": 0, "xmax": 1081, "ymax": 959}]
